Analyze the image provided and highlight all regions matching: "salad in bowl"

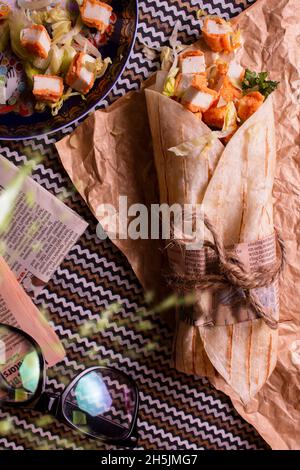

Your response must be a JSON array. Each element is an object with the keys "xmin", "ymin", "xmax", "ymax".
[{"xmin": 0, "ymin": 0, "xmax": 138, "ymax": 139}]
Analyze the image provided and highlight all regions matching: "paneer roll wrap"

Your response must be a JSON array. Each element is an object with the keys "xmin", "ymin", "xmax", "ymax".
[{"xmin": 145, "ymin": 17, "xmax": 281, "ymax": 403}]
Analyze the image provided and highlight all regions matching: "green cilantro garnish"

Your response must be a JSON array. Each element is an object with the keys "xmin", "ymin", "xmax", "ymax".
[{"xmin": 242, "ymin": 69, "xmax": 279, "ymax": 98}]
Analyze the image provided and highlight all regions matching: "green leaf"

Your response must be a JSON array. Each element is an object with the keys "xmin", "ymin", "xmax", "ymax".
[{"xmin": 242, "ymin": 69, "xmax": 279, "ymax": 98}]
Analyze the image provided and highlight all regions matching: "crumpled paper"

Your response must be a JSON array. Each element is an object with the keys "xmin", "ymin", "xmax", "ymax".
[
  {"xmin": 56, "ymin": 0, "xmax": 300, "ymax": 450},
  {"xmin": 56, "ymin": 88, "xmax": 165, "ymax": 299}
]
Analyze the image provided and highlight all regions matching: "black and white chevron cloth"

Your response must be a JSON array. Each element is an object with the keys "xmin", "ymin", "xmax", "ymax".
[{"xmin": 0, "ymin": 0, "xmax": 269, "ymax": 451}]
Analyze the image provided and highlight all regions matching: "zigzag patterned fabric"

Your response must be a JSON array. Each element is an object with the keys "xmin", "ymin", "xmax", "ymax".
[{"xmin": 0, "ymin": 0, "xmax": 269, "ymax": 450}]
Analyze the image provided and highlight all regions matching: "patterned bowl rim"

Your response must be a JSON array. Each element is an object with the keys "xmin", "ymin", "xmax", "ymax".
[{"xmin": 1, "ymin": 0, "xmax": 139, "ymax": 142}]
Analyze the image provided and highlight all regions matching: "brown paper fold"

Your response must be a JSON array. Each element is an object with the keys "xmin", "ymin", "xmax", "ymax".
[
  {"xmin": 56, "ymin": 90, "xmax": 164, "ymax": 298},
  {"xmin": 56, "ymin": 0, "xmax": 300, "ymax": 450}
]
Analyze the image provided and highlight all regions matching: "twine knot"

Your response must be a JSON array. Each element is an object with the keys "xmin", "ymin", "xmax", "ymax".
[{"xmin": 168, "ymin": 215, "xmax": 285, "ymax": 330}]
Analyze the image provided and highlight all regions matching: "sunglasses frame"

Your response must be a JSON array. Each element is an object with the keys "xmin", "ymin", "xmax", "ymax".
[{"xmin": 0, "ymin": 323, "xmax": 140, "ymax": 447}]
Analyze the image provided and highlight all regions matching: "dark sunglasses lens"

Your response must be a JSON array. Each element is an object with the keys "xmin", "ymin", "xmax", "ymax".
[
  {"xmin": 63, "ymin": 368, "xmax": 137, "ymax": 440},
  {"xmin": 0, "ymin": 325, "xmax": 41, "ymax": 403}
]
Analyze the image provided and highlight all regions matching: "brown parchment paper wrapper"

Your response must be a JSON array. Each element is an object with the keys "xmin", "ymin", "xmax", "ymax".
[
  {"xmin": 56, "ymin": 0, "xmax": 300, "ymax": 449},
  {"xmin": 56, "ymin": 89, "xmax": 164, "ymax": 298}
]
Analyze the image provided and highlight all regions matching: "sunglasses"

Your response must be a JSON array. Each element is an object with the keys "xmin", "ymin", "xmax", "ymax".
[{"xmin": 0, "ymin": 323, "xmax": 139, "ymax": 447}]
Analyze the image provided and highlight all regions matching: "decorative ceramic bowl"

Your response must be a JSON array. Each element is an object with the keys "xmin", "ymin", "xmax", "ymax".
[{"xmin": 0, "ymin": 0, "xmax": 138, "ymax": 140}]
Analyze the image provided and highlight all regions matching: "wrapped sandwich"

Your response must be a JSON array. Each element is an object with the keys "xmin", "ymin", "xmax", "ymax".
[
  {"xmin": 145, "ymin": 16, "xmax": 282, "ymax": 403},
  {"xmin": 55, "ymin": 0, "xmax": 300, "ymax": 448}
]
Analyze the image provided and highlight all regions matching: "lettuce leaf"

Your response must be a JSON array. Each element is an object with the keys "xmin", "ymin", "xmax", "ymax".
[
  {"xmin": 60, "ymin": 45, "xmax": 77, "ymax": 75},
  {"xmin": 54, "ymin": 15, "xmax": 82, "ymax": 46},
  {"xmin": 83, "ymin": 55, "xmax": 112, "ymax": 79},
  {"xmin": 162, "ymin": 66, "xmax": 179, "ymax": 97},
  {"xmin": 30, "ymin": 6, "xmax": 76, "ymax": 43},
  {"xmin": 161, "ymin": 22, "xmax": 186, "ymax": 97},
  {"xmin": 35, "ymin": 87, "xmax": 85, "ymax": 116},
  {"xmin": 168, "ymin": 134, "xmax": 216, "ymax": 157},
  {"xmin": 45, "ymin": 45, "xmax": 64, "ymax": 75},
  {"xmin": 212, "ymin": 101, "xmax": 238, "ymax": 139},
  {"xmin": 32, "ymin": 54, "xmax": 51, "ymax": 71},
  {"xmin": 30, "ymin": 6, "xmax": 73, "ymax": 26},
  {"xmin": 168, "ymin": 104, "xmax": 238, "ymax": 156},
  {"xmin": 51, "ymin": 18, "xmax": 73, "ymax": 43},
  {"xmin": 9, "ymin": 10, "xmax": 33, "ymax": 61},
  {"xmin": 94, "ymin": 56, "xmax": 112, "ymax": 79},
  {"xmin": 23, "ymin": 62, "xmax": 40, "ymax": 87},
  {"xmin": 223, "ymin": 101, "xmax": 237, "ymax": 131}
]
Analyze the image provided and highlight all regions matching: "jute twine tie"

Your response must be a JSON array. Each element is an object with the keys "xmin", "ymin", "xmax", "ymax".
[{"xmin": 168, "ymin": 215, "xmax": 285, "ymax": 330}]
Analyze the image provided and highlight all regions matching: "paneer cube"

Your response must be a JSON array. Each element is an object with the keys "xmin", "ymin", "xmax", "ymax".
[
  {"xmin": 205, "ymin": 18, "xmax": 233, "ymax": 35},
  {"xmin": 215, "ymin": 75, "xmax": 242, "ymax": 102},
  {"xmin": 65, "ymin": 52, "xmax": 96, "ymax": 94},
  {"xmin": 227, "ymin": 61, "xmax": 244, "ymax": 81},
  {"xmin": 182, "ymin": 84, "xmax": 218, "ymax": 113},
  {"xmin": 80, "ymin": 0, "xmax": 112, "ymax": 32},
  {"xmin": 180, "ymin": 51, "xmax": 206, "ymax": 74},
  {"xmin": 20, "ymin": 25, "xmax": 51, "ymax": 59},
  {"xmin": 33, "ymin": 75, "xmax": 64, "ymax": 103},
  {"xmin": 202, "ymin": 18, "xmax": 240, "ymax": 53},
  {"xmin": 237, "ymin": 91, "xmax": 265, "ymax": 121},
  {"xmin": 203, "ymin": 105, "xmax": 227, "ymax": 129},
  {"xmin": 175, "ymin": 73, "xmax": 207, "ymax": 98}
]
